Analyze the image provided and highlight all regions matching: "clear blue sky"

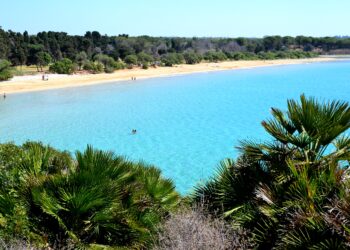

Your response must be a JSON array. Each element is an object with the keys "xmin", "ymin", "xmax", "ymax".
[{"xmin": 1, "ymin": 0, "xmax": 349, "ymax": 37}]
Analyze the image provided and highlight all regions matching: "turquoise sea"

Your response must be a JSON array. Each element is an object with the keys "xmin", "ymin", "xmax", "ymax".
[{"xmin": 1, "ymin": 61, "xmax": 349, "ymax": 193}]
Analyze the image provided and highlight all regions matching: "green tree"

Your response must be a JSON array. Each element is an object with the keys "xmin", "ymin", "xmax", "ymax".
[
  {"xmin": 17, "ymin": 47, "xmax": 27, "ymax": 67},
  {"xmin": 137, "ymin": 52, "xmax": 154, "ymax": 64},
  {"xmin": 75, "ymin": 51, "xmax": 88, "ymax": 70},
  {"xmin": 263, "ymin": 36, "xmax": 283, "ymax": 51},
  {"xmin": 0, "ymin": 28, "xmax": 10, "ymax": 59},
  {"xmin": 83, "ymin": 60, "xmax": 104, "ymax": 74},
  {"xmin": 49, "ymin": 58, "xmax": 75, "ymax": 74},
  {"xmin": 124, "ymin": 54, "xmax": 138, "ymax": 66},
  {"xmin": 94, "ymin": 54, "xmax": 116, "ymax": 73},
  {"xmin": 26, "ymin": 44, "xmax": 44, "ymax": 66},
  {"xmin": 114, "ymin": 61, "xmax": 126, "ymax": 70},
  {"xmin": 35, "ymin": 51, "xmax": 52, "ymax": 71},
  {"xmin": 161, "ymin": 53, "xmax": 184, "ymax": 66},
  {"xmin": 183, "ymin": 52, "xmax": 202, "ymax": 64},
  {"xmin": 0, "ymin": 59, "xmax": 13, "ymax": 81},
  {"xmin": 203, "ymin": 51, "xmax": 227, "ymax": 62}
]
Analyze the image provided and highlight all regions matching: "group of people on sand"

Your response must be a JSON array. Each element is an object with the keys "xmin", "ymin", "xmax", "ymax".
[{"xmin": 131, "ymin": 76, "xmax": 137, "ymax": 81}]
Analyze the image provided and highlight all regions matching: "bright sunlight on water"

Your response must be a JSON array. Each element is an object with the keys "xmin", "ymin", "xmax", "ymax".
[{"xmin": 1, "ymin": 61, "xmax": 349, "ymax": 193}]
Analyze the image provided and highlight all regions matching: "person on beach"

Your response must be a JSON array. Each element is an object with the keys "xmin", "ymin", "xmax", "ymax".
[
  {"xmin": 3, "ymin": 93, "xmax": 6, "ymax": 99},
  {"xmin": 42, "ymin": 73, "xmax": 49, "ymax": 81}
]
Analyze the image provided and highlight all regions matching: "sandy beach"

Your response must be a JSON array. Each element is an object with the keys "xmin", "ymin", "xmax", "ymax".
[{"xmin": 0, "ymin": 57, "xmax": 339, "ymax": 94}]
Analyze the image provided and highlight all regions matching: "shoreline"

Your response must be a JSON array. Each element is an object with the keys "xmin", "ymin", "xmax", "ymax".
[{"xmin": 0, "ymin": 57, "xmax": 342, "ymax": 94}]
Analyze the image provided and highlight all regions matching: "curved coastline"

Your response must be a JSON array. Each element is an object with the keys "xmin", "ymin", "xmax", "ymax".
[{"xmin": 0, "ymin": 57, "xmax": 341, "ymax": 94}]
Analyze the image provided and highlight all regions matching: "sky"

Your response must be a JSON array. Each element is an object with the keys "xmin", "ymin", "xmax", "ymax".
[{"xmin": 1, "ymin": 0, "xmax": 349, "ymax": 37}]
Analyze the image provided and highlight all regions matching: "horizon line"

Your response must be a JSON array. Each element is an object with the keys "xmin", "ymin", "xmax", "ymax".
[{"xmin": 2, "ymin": 27, "xmax": 350, "ymax": 39}]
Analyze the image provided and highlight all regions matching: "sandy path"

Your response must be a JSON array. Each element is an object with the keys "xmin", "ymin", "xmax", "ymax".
[{"xmin": 0, "ymin": 58, "xmax": 339, "ymax": 94}]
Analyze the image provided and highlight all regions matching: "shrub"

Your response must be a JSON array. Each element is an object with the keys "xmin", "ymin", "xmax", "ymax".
[
  {"xmin": 104, "ymin": 65, "xmax": 115, "ymax": 73},
  {"xmin": 257, "ymin": 51, "xmax": 276, "ymax": 60},
  {"xmin": 0, "ymin": 142, "xmax": 180, "ymax": 248},
  {"xmin": 113, "ymin": 61, "xmax": 126, "ymax": 70},
  {"xmin": 161, "ymin": 53, "xmax": 184, "ymax": 66},
  {"xmin": 49, "ymin": 58, "xmax": 75, "ymax": 74},
  {"xmin": 142, "ymin": 62, "xmax": 149, "ymax": 69},
  {"xmin": 124, "ymin": 55, "xmax": 138, "ymax": 66},
  {"xmin": 75, "ymin": 51, "xmax": 88, "ymax": 70},
  {"xmin": 230, "ymin": 52, "xmax": 245, "ymax": 60},
  {"xmin": 203, "ymin": 51, "xmax": 227, "ymax": 62},
  {"xmin": 0, "ymin": 239, "xmax": 40, "ymax": 250},
  {"xmin": 0, "ymin": 60, "xmax": 13, "ymax": 81},
  {"xmin": 154, "ymin": 204, "xmax": 254, "ymax": 250},
  {"xmin": 137, "ymin": 52, "xmax": 154, "ymax": 64},
  {"xmin": 94, "ymin": 54, "xmax": 117, "ymax": 73},
  {"xmin": 227, "ymin": 52, "xmax": 263, "ymax": 60},
  {"xmin": 183, "ymin": 52, "xmax": 202, "ymax": 64},
  {"xmin": 83, "ymin": 61, "xmax": 104, "ymax": 74}
]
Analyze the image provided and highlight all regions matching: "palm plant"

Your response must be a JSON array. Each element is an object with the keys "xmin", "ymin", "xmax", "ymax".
[
  {"xmin": 30, "ymin": 146, "xmax": 180, "ymax": 248},
  {"xmin": 193, "ymin": 95, "xmax": 350, "ymax": 248},
  {"xmin": 0, "ymin": 142, "xmax": 73, "ymax": 244},
  {"xmin": 241, "ymin": 94, "xmax": 350, "ymax": 169},
  {"xmin": 0, "ymin": 143, "xmax": 179, "ymax": 248},
  {"xmin": 193, "ymin": 158, "xmax": 267, "ymax": 215}
]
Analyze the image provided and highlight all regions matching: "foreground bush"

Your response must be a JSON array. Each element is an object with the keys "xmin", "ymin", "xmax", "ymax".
[
  {"xmin": 0, "ymin": 142, "xmax": 180, "ymax": 248},
  {"xmin": 193, "ymin": 95, "xmax": 350, "ymax": 248},
  {"xmin": 154, "ymin": 204, "xmax": 253, "ymax": 250},
  {"xmin": 0, "ymin": 238, "xmax": 39, "ymax": 250},
  {"xmin": 0, "ymin": 59, "xmax": 13, "ymax": 81},
  {"xmin": 49, "ymin": 58, "xmax": 76, "ymax": 74}
]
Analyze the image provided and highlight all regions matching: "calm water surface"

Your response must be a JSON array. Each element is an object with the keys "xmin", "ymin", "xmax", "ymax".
[{"xmin": 1, "ymin": 61, "xmax": 350, "ymax": 193}]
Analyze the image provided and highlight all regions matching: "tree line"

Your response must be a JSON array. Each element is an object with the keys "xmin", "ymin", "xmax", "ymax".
[
  {"xmin": 2, "ymin": 28, "xmax": 350, "ymax": 65},
  {"xmin": 1, "ymin": 28, "xmax": 350, "ymax": 64},
  {"xmin": 1, "ymin": 28, "xmax": 350, "ymax": 78}
]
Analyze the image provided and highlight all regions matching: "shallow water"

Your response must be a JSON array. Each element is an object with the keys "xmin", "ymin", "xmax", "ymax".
[{"xmin": 1, "ymin": 61, "xmax": 350, "ymax": 193}]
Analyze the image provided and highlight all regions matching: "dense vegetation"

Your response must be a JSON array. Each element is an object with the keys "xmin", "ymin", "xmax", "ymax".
[
  {"xmin": 193, "ymin": 95, "xmax": 350, "ymax": 248},
  {"xmin": 0, "ymin": 142, "xmax": 179, "ymax": 248},
  {"xmin": 2, "ymin": 28, "xmax": 349, "ymax": 66},
  {"xmin": 2, "ymin": 28, "xmax": 350, "ymax": 77},
  {"xmin": 1, "ymin": 95, "xmax": 350, "ymax": 249},
  {"xmin": 0, "ymin": 59, "xmax": 13, "ymax": 81}
]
